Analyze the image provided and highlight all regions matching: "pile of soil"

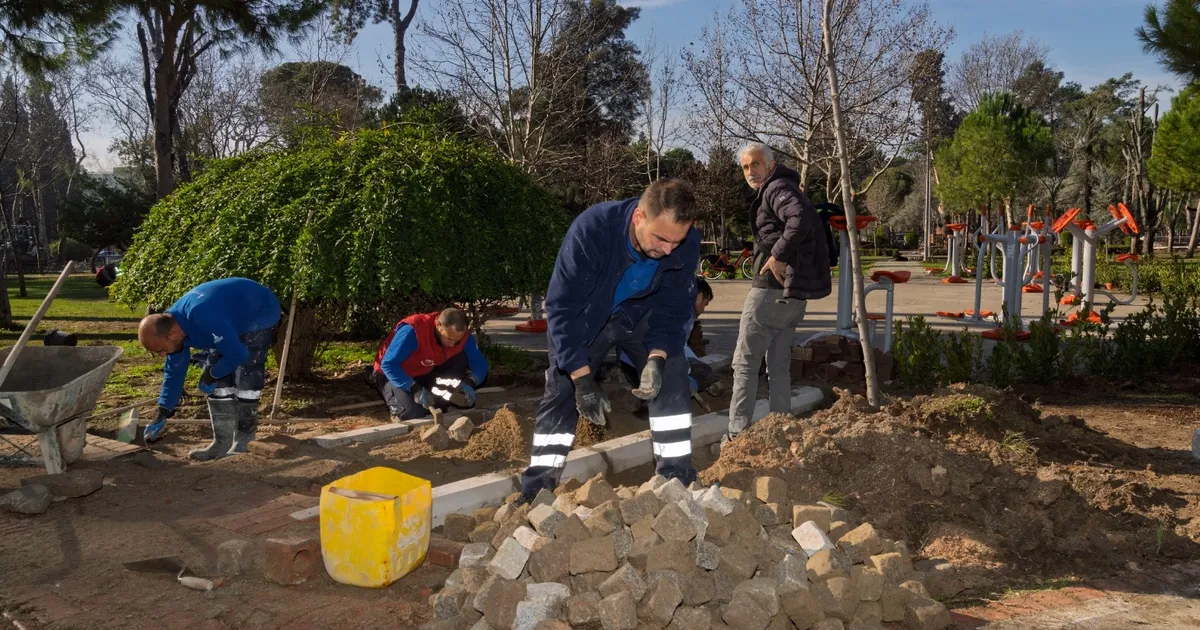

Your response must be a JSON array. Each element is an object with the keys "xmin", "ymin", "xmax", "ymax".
[
  {"xmin": 701, "ymin": 384, "xmax": 1200, "ymax": 595},
  {"xmin": 449, "ymin": 405, "xmax": 530, "ymax": 462}
]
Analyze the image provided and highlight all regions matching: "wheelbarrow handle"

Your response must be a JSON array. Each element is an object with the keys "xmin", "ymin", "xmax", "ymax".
[{"xmin": 0, "ymin": 263, "xmax": 75, "ymax": 390}]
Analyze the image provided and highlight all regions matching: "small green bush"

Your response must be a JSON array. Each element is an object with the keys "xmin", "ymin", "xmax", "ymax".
[{"xmin": 904, "ymin": 230, "xmax": 918, "ymax": 249}]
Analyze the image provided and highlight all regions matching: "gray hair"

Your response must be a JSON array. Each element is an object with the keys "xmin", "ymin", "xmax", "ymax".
[{"xmin": 738, "ymin": 141, "xmax": 774, "ymax": 163}]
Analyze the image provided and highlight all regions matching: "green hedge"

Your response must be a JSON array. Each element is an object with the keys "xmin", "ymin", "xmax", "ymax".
[{"xmin": 114, "ymin": 126, "xmax": 570, "ymax": 348}]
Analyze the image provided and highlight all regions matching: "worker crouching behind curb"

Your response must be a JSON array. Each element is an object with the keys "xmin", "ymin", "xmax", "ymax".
[
  {"xmin": 371, "ymin": 308, "xmax": 488, "ymax": 422},
  {"xmin": 518, "ymin": 179, "xmax": 702, "ymax": 503},
  {"xmin": 138, "ymin": 278, "xmax": 282, "ymax": 460}
]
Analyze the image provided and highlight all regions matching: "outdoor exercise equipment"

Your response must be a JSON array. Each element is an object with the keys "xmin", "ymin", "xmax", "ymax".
[
  {"xmin": 1058, "ymin": 203, "xmax": 1140, "ymax": 324},
  {"xmin": 942, "ymin": 223, "xmax": 970, "ymax": 283},
  {"xmin": 799, "ymin": 215, "xmax": 910, "ymax": 352},
  {"xmin": 936, "ymin": 213, "xmax": 1056, "ymax": 340}
]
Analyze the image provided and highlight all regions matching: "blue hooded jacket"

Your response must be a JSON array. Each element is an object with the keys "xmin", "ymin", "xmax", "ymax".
[
  {"xmin": 158, "ymin": 278, "xmax": 281, "ymax": 410},
  {"xmin": 545, "ymin": 198, "xmax": 700, "ymax": 373}
]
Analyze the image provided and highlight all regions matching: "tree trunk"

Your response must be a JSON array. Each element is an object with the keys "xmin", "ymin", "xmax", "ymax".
[
  {"xmin": 1166, "ymin": 208, "xmax": 1176, "ymax": 257},
  {"xmin": 150, "ymin": 23, "xmax": 180, "ymax": 199},
  {"xmin": 0, "ymin": 255, "xmax": 10, "ymax": 329},
  {"xmin": 1081, "ymin": 149, "xmax": 1093, "ymax": 217},
  {"xmin": 1188, "ymin": 198, "xmax": 1200, "ymax": 258},
  {"xmin": 271, "ymin": 303, "xmax": 321, "ymax": 379},
  {"xmin": 822, "ymin": 0, "xmax": 880, "ymax": 408},
  {"xmin": 392, "ymin": 0, "xmax": 420, "ymax": 91}
]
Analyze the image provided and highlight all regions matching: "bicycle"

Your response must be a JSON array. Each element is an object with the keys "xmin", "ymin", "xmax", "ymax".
[{"xmin": 700, "ymin": 242, "xmax": 755, "ymax": 280}]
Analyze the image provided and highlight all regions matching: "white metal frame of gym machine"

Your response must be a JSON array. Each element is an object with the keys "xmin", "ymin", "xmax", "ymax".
[
  {"xmin": 1058, "ymin": 203, "xmax": 1141, "ymax": 324},
  {"xmin": 937, "ymin": 213, "xmax": 1056, "ymax": 340},
  {"xmin": 799, "ymin": 215, "xmax": 910, "ymax": 352}
]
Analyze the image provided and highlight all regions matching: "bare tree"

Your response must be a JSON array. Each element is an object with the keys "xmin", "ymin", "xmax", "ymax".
[
  {"xmin": 948, "ymin": 31, "xmax": 1048, "ymax": 112},
  {"xmin": 639, "ymin": 34, "xmax": 685, "ymax": 183},
  {"xmin": 684, "ymin": 0, "xmax": 948, "ymax": 195},
  {"xmin": 416, "ymin": 0, "xmax": 593, "ymax": 181},
  {"xmin": 822, "ymin": 0, "xmax": 880, "ymax": 408},
  {"xmin": 179, "ymin": 53, "xmax": 272, "ymax": 159}
]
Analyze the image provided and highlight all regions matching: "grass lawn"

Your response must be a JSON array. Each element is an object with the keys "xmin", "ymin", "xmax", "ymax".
[{"xmin": 2, "ymin": 274, "xmax": 536, "ymax": 415}]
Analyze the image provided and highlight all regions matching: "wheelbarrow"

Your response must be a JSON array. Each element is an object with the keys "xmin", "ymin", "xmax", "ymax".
[
  {"xmin": 0, "ymin": 263, "xmax": 125, "ymax": 474},
  {"xmin": 0, "ymin": 345, "xmax": 124, "ymax": 473}
]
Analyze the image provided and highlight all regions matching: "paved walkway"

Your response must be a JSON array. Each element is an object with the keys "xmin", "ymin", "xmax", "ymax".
[{"xmin": 484, "ymin": 259, "xmax": 1149, "ymax": 357}]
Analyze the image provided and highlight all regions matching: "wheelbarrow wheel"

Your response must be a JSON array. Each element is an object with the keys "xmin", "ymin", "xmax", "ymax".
[{"xmin": 57, "ymin": 417, "xmax": 87, "ymax": 464}]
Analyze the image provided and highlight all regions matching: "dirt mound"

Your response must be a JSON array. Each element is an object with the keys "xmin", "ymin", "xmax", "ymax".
[
  {"xmin": 701, "ymin": 386, "xmax": 1200, "ymax": 594},
  {"xmin": 447, "ymin": 405, "xmax": 530, "ymax": 462}
]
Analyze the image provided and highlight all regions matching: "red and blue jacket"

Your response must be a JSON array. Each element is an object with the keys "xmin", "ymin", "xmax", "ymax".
[
  {"xmin": 374, "ymin": 312, "xmax": 489, "ymax": 391},
  {"xmin": 546, "ymin": 198, "xmax": 700, "ymax": 373}
]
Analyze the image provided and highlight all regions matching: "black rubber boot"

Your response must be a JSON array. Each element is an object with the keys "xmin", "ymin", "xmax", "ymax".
[
  {"xmin": 227, "ymin": 399, "xmax": 259, "ymax": 455},
  {"xmin": 189, "ymin": 398, "xmax": 237, "ymax": 461}
]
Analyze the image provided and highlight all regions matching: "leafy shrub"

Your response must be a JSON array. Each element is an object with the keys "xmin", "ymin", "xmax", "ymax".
[
  {"xmin": 904, "ymin": 230, "xmax": 918, "ymax": 249},
  {"xmin": 893, "ymin": 315, "xmax": 941, "ymax": 389},
  {"xmin": 114, "ymin": 126, "xmax": 569, "ymax": 373},
  {"xmin": 940, "ymin": 330, "xmax": 982, "ymax": 383}
]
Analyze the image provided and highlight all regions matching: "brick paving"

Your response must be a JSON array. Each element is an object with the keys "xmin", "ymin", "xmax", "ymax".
[{"xmin": 207, "ymin": 492, "xmax": 319, "ymax": 536}]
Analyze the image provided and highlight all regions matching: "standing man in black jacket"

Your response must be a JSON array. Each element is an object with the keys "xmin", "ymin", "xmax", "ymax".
[{"xmin": 726, "ymin": 143, "xmax": 831, "ymax": 442}]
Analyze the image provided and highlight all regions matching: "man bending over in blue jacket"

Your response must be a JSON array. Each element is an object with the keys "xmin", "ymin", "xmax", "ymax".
[
  {"xmin": 138, "ymin": 278, "xmax": 281, "ymax": 460},
  {"xmin": 519, "ymin": 179, "xmax": 702, "ymax": 502}
]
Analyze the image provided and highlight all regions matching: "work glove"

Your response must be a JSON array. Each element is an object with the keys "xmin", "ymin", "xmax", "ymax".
[
  {"xmin": 411, "ymin": 385, "xmax": 434, "ymax": 409},
  {"xmin": 144, "ymin": 406, "xmax": 172, "ymax": 444},
  {"xmin": 632, "ymin": 356, "xmax": 665, "ymax": 400},
  {"xmin": 458, "ymin": 378, "xmax": 478, "ymax": 407},
  {"xmin": 574, "ymin": 376, "xmax": 611, "ymax": 427},
  {"xmin": 197, "ymin": 366, "xmax": 217, "ymax": 396}
]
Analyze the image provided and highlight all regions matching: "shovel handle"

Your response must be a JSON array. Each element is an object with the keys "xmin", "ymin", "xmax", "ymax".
[{"xmin": 0, "ymin": 263, "xmax": 75, "ymax": 389}]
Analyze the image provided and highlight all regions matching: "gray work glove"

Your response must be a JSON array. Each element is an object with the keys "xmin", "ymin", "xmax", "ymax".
[
  {"xmin": 632, "ymin": 356, "xmax": 665, "ymax": 400},
  {"xmin": 574, "ymin": 376, "xmax": 611, "ymax": 427}
]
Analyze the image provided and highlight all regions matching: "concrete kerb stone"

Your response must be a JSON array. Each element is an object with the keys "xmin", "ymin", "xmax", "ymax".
[
  {"xmin": 428, "ymin": 388, "xmax": 825, "ymax": 527},
  {"xmin": 312, "ymin": 418, "xmax": 434, "ymax": 448}
]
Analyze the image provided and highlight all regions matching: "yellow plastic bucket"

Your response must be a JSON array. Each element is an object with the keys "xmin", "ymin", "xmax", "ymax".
[{"xmin": 320, "ymin": 466, "xmax": 432, "ymax": 588}]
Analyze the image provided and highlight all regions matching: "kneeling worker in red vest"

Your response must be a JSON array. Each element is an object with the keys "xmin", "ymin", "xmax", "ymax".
[{"xmin": 372, "ymin": 308, "xmax": 489, "ymax": 421}]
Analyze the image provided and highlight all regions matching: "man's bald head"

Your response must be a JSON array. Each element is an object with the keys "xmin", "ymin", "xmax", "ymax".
[
  {"xmin": 434, "ymin": 308, "xmax": 469, "ymax": 348},
  {"xmin": 139, "ymin": 313, "xmax": 185, "ymax": 357}
]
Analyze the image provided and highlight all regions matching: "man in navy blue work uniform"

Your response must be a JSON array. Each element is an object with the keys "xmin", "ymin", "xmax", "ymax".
[
  {"xmin": 519, "ymin": 179, "xmax": 701, "ymax": 502},
  {"xmin": 137, "ymin": 278, "xmax": 281, "ymax": 460}
]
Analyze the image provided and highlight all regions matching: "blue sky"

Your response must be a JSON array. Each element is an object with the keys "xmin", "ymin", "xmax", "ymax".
[{"xmin": 84, "ymin": 0, "xmax": 1181, "ymax": 169}]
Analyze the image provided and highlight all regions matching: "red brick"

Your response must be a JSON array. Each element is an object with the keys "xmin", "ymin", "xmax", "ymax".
[
  {"xmin": 242, "ymin": 515, "xmax": 294, "ymax": 536},
  {"xmin": 842, "ymin": 362, "xmax": 866, "ymax": 381},
  {"xmin": 264, "ymin": 536, "xmax": 321, "ymax": 585},
  {"xmin": 425, "ymin": 537, "xmax": 464, "ymax": 568},
  {"xmin": 1059, "ymin": 586, "xmax": 1107, "ymax": 602}
]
